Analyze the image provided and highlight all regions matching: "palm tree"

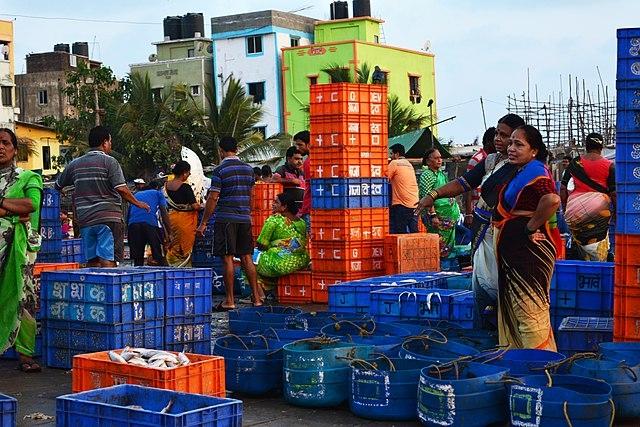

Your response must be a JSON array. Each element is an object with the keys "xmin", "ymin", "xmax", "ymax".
[
  {"xmin": 321, "ymin": 63, "xmax": 353, "ymax": 83},
  {"xmin": 16, "ymin": 137, "xmax": 38, "ymax": 163},
  {"xmin": 387, "ymin": 94, "xmax": 428, "ymax": 138},
  {"xmin": 238, "ymin": 132, "xmax": 293, "ymax": 166}
]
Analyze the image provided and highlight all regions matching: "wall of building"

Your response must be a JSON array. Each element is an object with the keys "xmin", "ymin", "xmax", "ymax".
[
  {"xmin": 0, "ymin": 20, "xmax": 15, "ymax": 129},
  {"xmin": 130, "ymin": 58, "xmax": 212, "ymax": 113},
  {"xmin": 314, "ymin": 18, "xmax": 381, "ymax": 44},
  {"xmin": 16, "ymin": 71, "xmax": 72, "ymax": 123},
  {"xmin": 15, "ymin": 121, "xmax": 62, "ymax": 176},
  {"xmin": 155, "ymin": 39, "xmax": 212, "ymax": 61}
]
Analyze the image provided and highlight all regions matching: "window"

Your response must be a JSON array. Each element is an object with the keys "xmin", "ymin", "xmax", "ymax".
[
  {"xmin": 190, "ymin": 85, "xmax": 200, "ymax": 96},
  {"xmin": 254, "ymin": 126, "xmax": 266, "ymax": 138},
  {"xmin": 17, "ymin": 144, "xmax": 29, "ymax": 162},
  {"xmin": 38, "ymin": 90, "xmax": 48, "ymax": 105},
  {"xmin": 409, "ymin": 75, "xmax": 421, "ymax": 103},
  {"xmin": 42, "ymin": 146, "xmax": 51, "ymax": 170},
  {"xmin": 187, "ymin": 48, "xmax": 195, "ymax": 58},
  {"xmin": 309, "ymin": 76, "xmax": 318, "ymax": 86},
  {"xmin": 290, "ymin": 36, "xmax": 300, "ymax": 47},
  {"xmin": 248, "ymin": 82, "xmax": 265, "ymax": 104},
  {"xmin": 247, "ymin": 36, "xmax": 263, "ymax": 55},
  {"xmin": 1, "ymin": 86, "xmax": 11, "ymax": 106},
  {"xmin": 374, "ymin": 35, "xmax": 380, "ymax": 43},
  {"xmin": 151, "ymin": 88, "xmax": 162, "ymax": 102}
]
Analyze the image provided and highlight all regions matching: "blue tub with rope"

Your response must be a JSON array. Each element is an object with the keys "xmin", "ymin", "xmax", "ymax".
[
  {"xmin": 212, "ymin": 334, "xmax": 282, "ymax": 395},
  {"xmin": 283, "ymin": 340, "xmax": 373, "ymax": 407},
  {"xmin": 509, "ymin": 374, "xmax": 614, "ymax": 427},
  {"xmin": 321, "ymin": 319, "xmax": 411, "ymax": 355},
  {"xmin": 258, "ymin": 328, "xmax": 320, "ymax": 349},
  {"xmin": 349, "ymin": 357, "xmax": 432, "ymax": 421},
  {"xmin": 487, "ymin": 348, "xmax": 566, "ymax": 376},
  {"xmin": 417, "ymin": 361, "xmax": 510, "ymax": 426},
  {"xmin": 228, "ymin": 306, "xmax": 303, "ymax": 334},
  {"xmin": 571, "ymin": 358, "xmax": 640, "ymax": 418},
  {"xmin": 399, "ymin": 332, "xmax": 479, "ymax": 364},
  {"xmin": 599, "ymin": 342, "xmax": 640, "ymax": 365},
  {"xmin": 284, "ymin": 312, "xmax": 371, "ymax": 331}
]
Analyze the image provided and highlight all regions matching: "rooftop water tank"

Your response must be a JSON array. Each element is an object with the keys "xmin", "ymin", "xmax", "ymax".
[
  {"xmin": 53, "ymin": 43, "xmax": 70, "ymax": 53},
  {"xmin": 72, "ymin": 42, "xmax": 89, "ymax": 58},
  {"xmin": 181, "ymin": 13, "xmax": 205, "ymax": 39},
  {"xmin": 163, "ymin": 16, "xmax": 182, "ymax": 40},
  {"xmin": 330, "ymin": 1, "xmax": 349, "ymax": 19},
  {"xmin": 353, "ymin": 0, "xmax": 372, "ymax": 17}
]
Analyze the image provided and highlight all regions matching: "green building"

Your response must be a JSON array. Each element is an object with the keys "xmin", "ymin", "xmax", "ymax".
[{"xmin": 282, "ymin": 16, "xmax": 437, "ymax": 135}]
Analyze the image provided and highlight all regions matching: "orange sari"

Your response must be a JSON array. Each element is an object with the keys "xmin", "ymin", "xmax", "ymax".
[{"xmin": 164, "ymin": 186, "xmax": 198, "ymax": 267}]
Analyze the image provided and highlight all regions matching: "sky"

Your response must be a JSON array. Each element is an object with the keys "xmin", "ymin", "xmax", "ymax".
[{"xmin": 3, "ymin": 0, "xmax": 640, "ymax": 144}]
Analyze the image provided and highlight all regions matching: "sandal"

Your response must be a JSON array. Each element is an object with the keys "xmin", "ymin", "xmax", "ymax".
[
  {"xmin": 213, "ymin": 302, "xmax": 235, "ymax": 312},
  {"xmin": 17, "ymin": 359, "xmax": 41, "ymax": 373}
]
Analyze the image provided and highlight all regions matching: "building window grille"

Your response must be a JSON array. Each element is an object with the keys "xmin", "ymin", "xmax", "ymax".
[
  {"xmin": 248, "ymin": 82, "xmax": 265, "ymax": 104},
  {"xmin": 247, "ymin": 36, "xmax": 263, "ymax": 54}
]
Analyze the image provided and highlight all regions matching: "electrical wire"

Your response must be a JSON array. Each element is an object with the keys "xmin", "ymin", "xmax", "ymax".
[{"xmin": 0, "ymin": 13, "xmax": 159, "ymax": 25}]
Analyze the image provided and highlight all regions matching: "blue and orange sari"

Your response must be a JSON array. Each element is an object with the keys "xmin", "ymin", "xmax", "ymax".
[{"xmin": 493, "ymin": 160, "xmax": 562, "ymax": 350}]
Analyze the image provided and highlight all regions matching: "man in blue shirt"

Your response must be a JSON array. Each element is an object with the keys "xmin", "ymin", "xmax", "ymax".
[
  {"xmin": 197, "ymin": 136, "xmax": 262, "ymax": 310},
  {"xmin": 127, "ymin": 180, "xmax": 171, "ymax": 266}
]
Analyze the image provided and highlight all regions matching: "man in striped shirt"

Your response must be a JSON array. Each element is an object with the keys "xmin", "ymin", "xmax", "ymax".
[
  {"xmin": 55, "ymin": 126, "xmax": 149, "ymax": 267},
  {"xmin": 462, "ymin": 127, "xmax": 495, "ymax": 226},
  {"xmin": 197, "ymin": 136, "xmax": 262, "ymax": 310}
]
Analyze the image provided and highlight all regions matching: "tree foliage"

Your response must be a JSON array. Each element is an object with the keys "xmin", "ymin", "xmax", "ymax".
[{"xmin": 388, "ymin": 94, "xmax": 428, "ymax": 138}]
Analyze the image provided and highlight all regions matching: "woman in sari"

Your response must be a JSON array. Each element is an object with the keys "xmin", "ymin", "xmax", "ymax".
[
  {"xmin": 493, "ymin": 125, "xmax": 562, "ymax": 350},
  {"xmin": 560, "ymin": 133, "xmax": 615, "ymax": 261},
  {"xmin": 415, "ymin": 114, "xmax": 526, "ymax": 329},
  {"xmin": 0, "ymin": 128, "xmax": 43, "ymax": 372},
  {"xmin": 255, "ymin": 193, "xmax": 310, "ymax": 290},
  {"xmin": 419, "ymin": 148, "xmax": 460, "ymax": 258},
  {"xmin": 164, "ymin": 161, "xmax": 200, "ymax": 266}
]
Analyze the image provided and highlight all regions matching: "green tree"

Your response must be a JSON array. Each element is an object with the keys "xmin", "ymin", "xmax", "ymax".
[{"xmin": 387, "ymin": 94, "xmax": 428, "ymax": 137}]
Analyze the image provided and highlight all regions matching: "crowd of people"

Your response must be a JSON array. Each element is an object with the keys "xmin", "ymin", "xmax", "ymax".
[{"xmin": 0, "ymin": 114, "xmax": 615, "ymax": 371}]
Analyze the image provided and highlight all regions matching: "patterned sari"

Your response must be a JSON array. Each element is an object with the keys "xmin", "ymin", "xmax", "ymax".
[
  {"xmin": 419, "ymin": 166, "xmax": 460, "ymax": 258},
  {"xmin": 0, "ymin": 166, "xmax": 43, "ymax": 356},
  {"xmin": 493, "ymin": 160, "xmax": 561, "ymax": 350},
  {"xmin": 256, "ymin": 214, "xmax": 310, "ymax": 279},
  {"xmin": 164, "ymin": 186, "xmax": 198, "ymax": 267}
]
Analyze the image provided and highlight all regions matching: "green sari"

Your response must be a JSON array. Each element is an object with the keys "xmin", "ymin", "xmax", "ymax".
[
  {"xmin": 256, "ymin": 214, "xmax": 310, "ymax": 278},
  {"xmin": 0, "ymin": 166, "xmax": 43, "ymax": 356},
  {"xmin": 418, "ymin": 166, "xmax": 460, "ymax": 258}
]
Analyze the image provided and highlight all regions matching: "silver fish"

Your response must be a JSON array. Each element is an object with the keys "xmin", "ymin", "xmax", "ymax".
[
  {"xmin": 160, "ymin": 399, "xmax": 174, "ymax": 414},
  {"xmin": 127, "ymin": 357, "xmax": 148, "ymax": 366},
  {"xmin": 120, "ymin": 352, "xmax": 137, "ymax": 362},
  {"xmin": 108, "ymin": 351, "xmax": 127, "ymax": 364},
  {"xmin": 177, "ymin": 352, "xmax": 190, "ymax": 366},
  {"xmin": 150, "ymin": 359, "xmax": 167, "ymax": 368},
  {"xmin": 148, "ymin": 353, "xmax": 179, "ymax": 364}
]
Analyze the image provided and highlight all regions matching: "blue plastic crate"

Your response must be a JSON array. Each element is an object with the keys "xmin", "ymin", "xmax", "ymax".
[
  {"xmin": 439, "ymin": 271, "xmax": 473, "ymax": 290},
  {"xmin": 369, "ymin": 287, "xmax": 469, "ymax": 321},
  {"xmin": 617, "ymin": 109, "xmax": 640, "ymax": 132},
  {"xmin": 56, "ymin": 384, "xmax": 243, "ymax": 427},
  {"xmin": 44, "ymin": 319, "xmax": 163, "ymax": 369},
  {"xmin": 617, "ymin": 57, "xmax": 640, "ymax": 80},
  {"xmin": 191, "ymin": 250, "xmax": 222, "ymax": 267},
  {"xmin": 61, "ymin": 239, "xmax": 83, "ymax": 256},
  {"xmin": 616, "ymin": 212, "xmax": 640, "ymax": 234},
  {"xmin": 40, "ymin": 219, "xmax": 62, "ymax": 240},
  {"xmin": 450, "ymin": 291, "xmax": 474, "ymax": 328},
  {"xmin": 164, "ymin": 269, "xmax": 213, "ymax": 316},
  {"xmin": 36, "ymin": 252, "xmax": 62, "ymax": 263},
  {"xmin": 40, "ymin": 238, "xmax": 63, "ymax": 254},
  {"xmin": 551, "ymin": 260, "xmax": 614, "ymax": 294},
  {"xmin": 617, "ymin": 88, "xmax": 640, "ymax": 110},
  {"xmin": 615, "ymin": 139, "xmax": 640, "ymax": 162},
  {"xmin": 40, "ymin": 205, "xmax": 60, "ymax": 221},
  {"xmin": 617, "ymin": 79, "xmax": 640, "ymax": 90},
  {"xmin": 616, "ymin": 183, "xmax": 640, "ymax": 216},
  {"xmin": 42, "ymin": 187, "xmax": 60, "ymax": 207},
  {"xmin": 440, "ymin": 257, "xmax": 460, "ymax": 272},
  {"xmin": 311, "ymin": 178, "xmax": 389, "ymax": 209},
  {"xmin": 615, "ymin": 160, "xmax": 640, "ymax": 184},
  {"xmin": 41, "ymin": 268, "xmax": 164, "ymax": 323},
  {"xmin": 557, "ymin": 317, "xmax": 613, "ymax": 356},
  {"xmin": 0, "ymin": 393, "xmax": 17, "ymax": 427},
  {"xmin": 164, "ymin": 315, "xmax": 211, "ymax": 354}
]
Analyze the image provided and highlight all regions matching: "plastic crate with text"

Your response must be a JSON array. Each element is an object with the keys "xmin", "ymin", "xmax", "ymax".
[
  {"xmin": 252, "ymin": 182, "xmax": 283, "ymax": 211},
  {"xmin": 615, "ymin": 182, "xmax": 640, "ymax": 234},
  {"xmin": 310, "ymin": 178, "xmax": 389, "ymax": 209},
  {"xmin": 614, "ymin": 233, "xmax": 640, "ymax": 287},
  {"xmin": 310, "ymin": 240, "xmax": 385, "ymax": 274},
  {"xmin": 614, "ymin": 286, "xmax": 640, "ymax": 342},
  {"xmin": 309, "ymin": 82, "xmax": 387, "ymax": 118},
  {"xmin": 311, "ymin": 271, "xmax": 371, "ymax": 303},
  {"xmin": 41, "ymin": 188, "xmax": 61, "ymax": 220},
  {"xmin": 309, "ymin": 145, "xmax": 387, "ymax": 179},
  {"xmin": 277, "ymin": 270, "xmax": 313, "ymax": 304},
  {"xmin": 310, "ymin": 115, "xmax": 388, "ymax": 150},
  {"xmin": 384, "ymin": 233, "xmax": 440, "ymax": 275},
  {"xmin": 617, "ymin": 28, "xmax": 640, "ymax": 80},
  {"xmin": 32, "ymin": 262, "xmax": 80, "ymax": 318},
  {"xmin": 310, "ymin": 208, "xmax": 388, "ymax": 242},
  {"xmin": 164, "ymin": 315, "xmax": 212, "ymax": 354},
  {"xmin": 557, "ymin": 317, "xmax": 613, "ymax": 355}
]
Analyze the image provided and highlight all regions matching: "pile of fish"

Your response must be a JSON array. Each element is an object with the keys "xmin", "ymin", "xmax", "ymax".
[{"xmin": 107, "ymin": 347, "xmax": 190, "ymax": 369}]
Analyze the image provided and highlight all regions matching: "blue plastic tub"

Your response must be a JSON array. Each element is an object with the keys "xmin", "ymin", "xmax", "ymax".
[
  {"xmin": 0, "ymin": 393, "xmax": 16, "ymax": 427},
  {"xmin": 399, "ymin": 336, "xmax": 478, "ymax": 364},
  {"xmin": 212, "ymin": 334, "xmax": 283, "ymax": 395},
  {"xmin": 284, "ymin": 312, "xmax": 370, "ymax": 331},
  {"xmin": 321, "ymin": 320, "xmax": 410, "ymax": 354},
  {"xmin": 310, "ymin": 178, "xmax": 389, "ymax": 209},
  {"xmin": 556, "ymin": 317, "xmax": 613, "ymax": 356},
  {"xmin": 599, "ymin": 342, "xmax": 640, "ymax": 365},
  {"xmin": 443, "ymin": 328, "xmax": 499, "ymax": 351},
  {"xmin": 488, "ymin": 349, "xmax": 565, "ymax": 377},
  {"xmin": 509, "ymin": 375, "xmax": 614, "ymax": 427},
  {"xmin": 350, "ymin": 357, "xmax": 431, "ymax": 421},
  {"xmin": 56, "ymin": 384, "xmax": 242, "ymax": 427},
  {"xmin": 228, "ymin": 306, "xmax": 302, "ymax": 333},
  {"xmin": 258, "ymin": 328, "xmax": 320, "ymax": 349},
  {"xmin": 283, "ymin": 340, "xmax": 373, "ymax": 407},
  {"xmin": 571, "ymin": 358, "xmax": 640, "ymax": 418},
  {"xmin": 417, "ymin": 362, "xmax": 510, "ymax": 427}
]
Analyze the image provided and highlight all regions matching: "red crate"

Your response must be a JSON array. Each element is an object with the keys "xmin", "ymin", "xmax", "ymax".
[
  {"xmin": 252, "ymin": 210, "xmax": 271, "ymax": 242},
  {"xmin": 310, "ymin": 240, "xmax": 385, "ymax": 273},
  {"xmin": 310, "ymin": 83, "xmax": 387, "ymax": 117},
  {"xmin": 614, "ymin": 286, "xmax": 640, "ymax": 341},
  {"xmin": 615, "ymin": 234, "xmax": 640, "ymax": 287},
  {"xmin": 384, "ymin": 233, "xmax": 440, "ymax": 274},
  {"xmin": 310, "ymin": 208, "xmax": 388, "ymax": 242},
  {"xmin": 310, "ymin": 116, "xmax": 388, "ymax": 149},
  {"xmin": 72, "ymin": 350, "xmax": 226, "ymax": 396},
  {"xmin": 309, "ymin": 146, "xmax": 388, "ymax": 178},
  {"xmin": 277, "ymin": 270, "xmax": 313, "ymax": 304},
  {"xmin": 311, "ymin": 271, "xmax": 373, "ymax": 303},
  {"xmin": 252, "ymin": 182, "xmax": 283, "ymax": 211}
]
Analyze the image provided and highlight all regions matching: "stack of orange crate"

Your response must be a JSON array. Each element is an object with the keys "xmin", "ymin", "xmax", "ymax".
[
  {"xmin": 384, "ymin": 234, "xmax": 440, "ymax": 275},
  {"xmin": 309, "ymin": 83, "xmax": 389, "ymax": 303},
  {"xmin": 251, "ymin": 182, "xmax": 283, "ymax": 241}
]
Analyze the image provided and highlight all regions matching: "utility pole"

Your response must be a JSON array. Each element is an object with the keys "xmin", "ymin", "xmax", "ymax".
[{"xmin": 480, "ymin": 97, "xmax": 487, "ymax": 130}]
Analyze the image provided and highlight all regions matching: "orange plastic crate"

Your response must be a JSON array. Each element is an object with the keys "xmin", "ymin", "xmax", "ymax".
[
  {"xmin": 310, "ymin": 208, "xmax": 388, "ymax": 242},
  {"xmin": 252, "ymin": 210, "xmax": 271, "ymax": 241},
  {"xmin": 311, "ymin": 271, "xmax": 373, "ymax": 303},
  {"xmin": 252, "ymin": 182, "xmax": 283, "ymax": 211},
  {"xmin": 309, "ymin": 146, "xmax": 388, "ymax": 178},
  {"xmin": 72, "ymin": 350, "xmax": 226, "ymax": 396},
  {"xmin": 384, "ymin": 234, "xmax": 440, "ymax": 275},
  {"xmin": 311, "ymin": 240, "xmax": 385, "ymax": 273},
  {"xmin": 277, "ymin": 270, "xmax": 313, "ymax": 304},
  {"xmin": 310, "ymin": 116, "xmax": 388, "ymax": 149},
  {"xmin": 613, "ymin": 286, "xmax": 640, "ymax": 341},
  {"xmin": 615, "ymin": 234, "xmax": 640, "ymax": 287},
  {"xmin": 34, "ymin": 262, "xmax": 80, "ymax": 276},
  {"xmin": 310, "ymin": 83, "xmax": 387, "ymax": 117}
]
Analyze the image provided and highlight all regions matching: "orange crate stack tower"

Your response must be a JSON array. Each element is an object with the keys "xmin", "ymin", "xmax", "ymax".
[{"xmin": 309, "ymin": 83, "xmax": 390, "ymax": 303}]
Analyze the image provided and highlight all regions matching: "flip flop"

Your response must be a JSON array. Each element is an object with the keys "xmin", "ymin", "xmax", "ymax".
[
  {"xmin": 17, "ymin": 360, "xmax": 41, "ymax": 373},
  {"xmin": 213, "ymin": 302, "xmax": 235, "ymax": 312}
]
